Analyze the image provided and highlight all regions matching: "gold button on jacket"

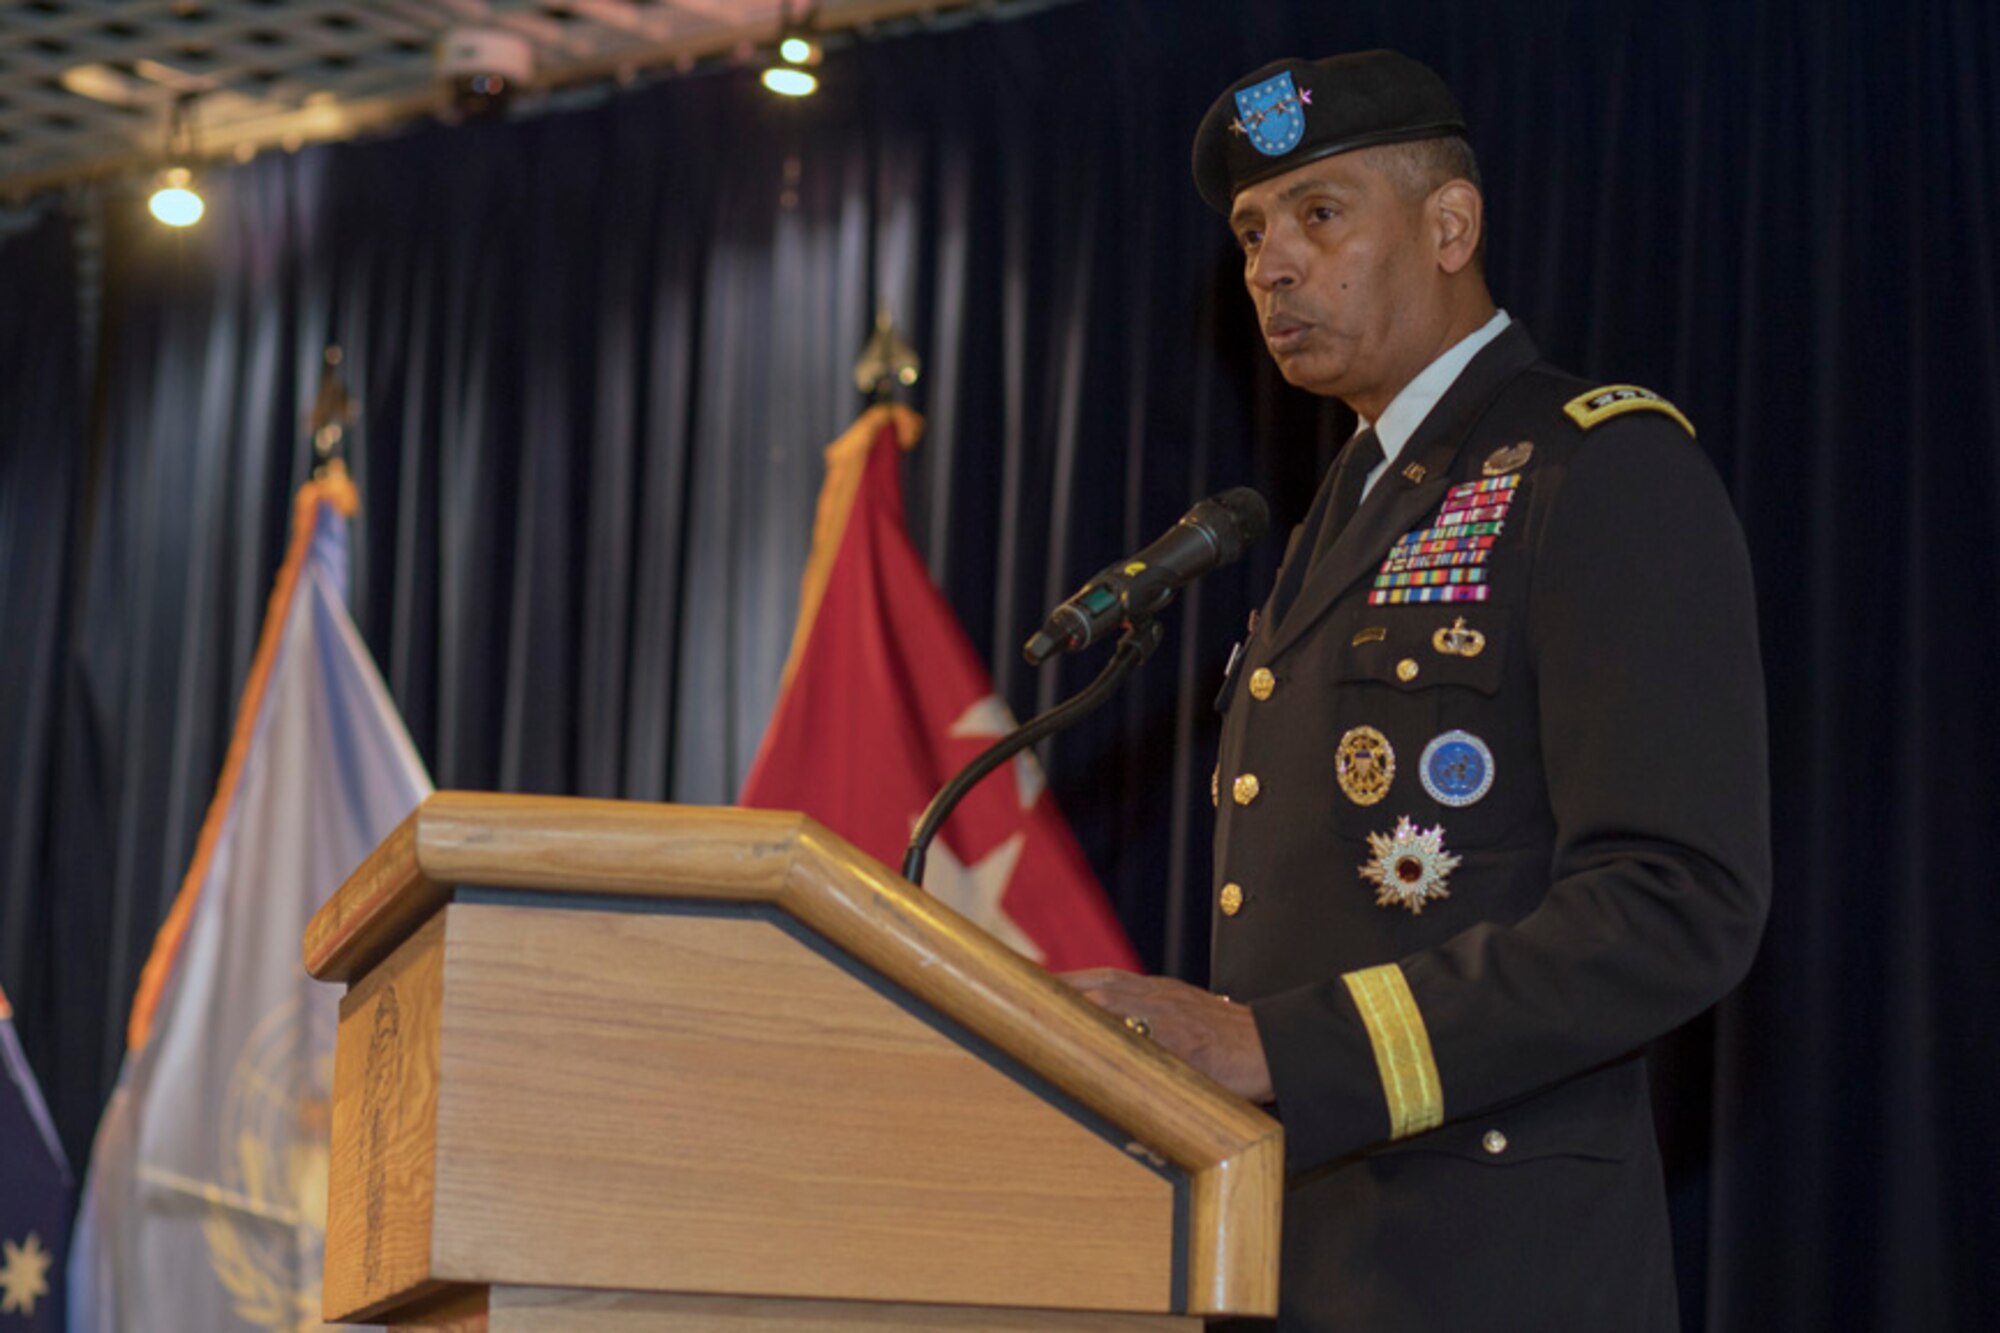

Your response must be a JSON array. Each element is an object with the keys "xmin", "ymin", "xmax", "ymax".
[
  {"xmin": 1249, "ymin": 667, "xmax": 1276, "ymax": 700},
  {"xmin": 1219, "ymin": 882, "xmax": 1244, "ymax": 916},
  {"xmin": 1232, "ymin": 773, "xmax": 1261, "ymax": 805}
]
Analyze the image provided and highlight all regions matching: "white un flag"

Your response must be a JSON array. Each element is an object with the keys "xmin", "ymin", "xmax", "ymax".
[{"xmin": 69, "ymin": 470, "xmax": 431, "ymax": 1333}]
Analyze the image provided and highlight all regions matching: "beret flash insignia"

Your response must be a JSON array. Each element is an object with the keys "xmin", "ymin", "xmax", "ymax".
[{"xmin": 1232, "ymin": 72, "xmax": 1310, "ymax": 156}]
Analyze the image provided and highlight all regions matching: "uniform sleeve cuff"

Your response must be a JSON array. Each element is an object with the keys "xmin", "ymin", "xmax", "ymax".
[
  {"xmin": 1340, "ymin": 963, "xmax": 1445, "ymax": 1139},
  {"xmin": 1250, "ymin": 966, "xmax": 1440, "ymax": 1172}
]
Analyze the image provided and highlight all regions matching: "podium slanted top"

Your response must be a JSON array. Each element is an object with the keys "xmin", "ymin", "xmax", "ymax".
[{"xmin": 305, "ymin": 790, "xmax": 1282, "ymax": 1319}]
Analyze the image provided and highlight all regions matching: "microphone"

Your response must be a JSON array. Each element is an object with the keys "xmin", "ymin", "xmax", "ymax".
[{"xmin": 1023, "ymin": 487, "xmax": 1270, "ymax": 665}]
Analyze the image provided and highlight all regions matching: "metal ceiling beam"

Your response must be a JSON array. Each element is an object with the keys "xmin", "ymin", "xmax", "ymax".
[{"xmin": 0, "ymin": 0, "xmax": 1028, "ymax": 202}]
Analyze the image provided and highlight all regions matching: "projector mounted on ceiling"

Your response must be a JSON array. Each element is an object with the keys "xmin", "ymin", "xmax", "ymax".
[{"xmin": 436, "ymin": 28, "xmax": 536, "ymax": 120}]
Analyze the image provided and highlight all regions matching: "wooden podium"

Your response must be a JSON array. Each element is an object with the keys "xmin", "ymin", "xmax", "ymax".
[{"xmin": 305, "ymin": 792, "xmax": 1281, "ymax": 1332}]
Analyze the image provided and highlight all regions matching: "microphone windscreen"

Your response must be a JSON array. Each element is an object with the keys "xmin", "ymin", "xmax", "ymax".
[{"xmin": 1210, "ymin": 486, "xmax": 1272, "ymax": 554}]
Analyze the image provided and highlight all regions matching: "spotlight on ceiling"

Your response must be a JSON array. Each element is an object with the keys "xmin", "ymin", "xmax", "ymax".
[
  {"xmin": 761, "ymin": 66, "xmax": 817, "ymax": 97},
  {"xmin": 763, "ymin": 1, "xmax": 821, "ymax": 97},
  {"xmin": 147, "ymin": 95, "xmax": 205, "ymax": 228},
  {"xmin": 148, "ymin": 166, "xmax": 205, "ymax": 227}
]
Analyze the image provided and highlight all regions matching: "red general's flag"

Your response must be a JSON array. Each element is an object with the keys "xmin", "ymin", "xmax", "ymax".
[{"xmin": 742, "ymin": 406, "xmax": 1139, "ymax": 971}]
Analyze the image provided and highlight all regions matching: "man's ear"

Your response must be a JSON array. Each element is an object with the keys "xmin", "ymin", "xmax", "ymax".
[{"xmin": 1433, "ymin": 180, "xmax": 1483, "ymax": 275}]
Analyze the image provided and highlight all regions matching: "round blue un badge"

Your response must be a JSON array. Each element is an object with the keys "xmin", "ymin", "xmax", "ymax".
[{"xmin": 1420, "ymin": 730, "xmax": 1495, "ymax": 807}]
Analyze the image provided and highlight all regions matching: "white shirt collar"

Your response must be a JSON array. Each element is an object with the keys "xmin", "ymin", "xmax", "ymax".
[{"xmin": 1359, "ymin": 308, "xmax": 1513, "ymax": 494}]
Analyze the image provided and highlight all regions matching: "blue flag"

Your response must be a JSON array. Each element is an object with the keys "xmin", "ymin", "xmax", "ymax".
[
  {"xmin": 68, "ymin": 470, "xmax": 430, "ymax": 1332},
  {"xmin": 1, "ymin": 989, "xmax": 71, "ymax": 1330}
]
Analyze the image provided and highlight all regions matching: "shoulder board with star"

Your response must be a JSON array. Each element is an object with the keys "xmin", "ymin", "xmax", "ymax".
[{"xmin": 1562, "ymin": 384, "xmax": 1696, "ymax": 438}]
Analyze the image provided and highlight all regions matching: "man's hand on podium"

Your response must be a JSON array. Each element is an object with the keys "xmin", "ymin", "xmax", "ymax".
[{"xmin": 1060, "ymin": 969, "xmax": 1275, "ymax": 1105}]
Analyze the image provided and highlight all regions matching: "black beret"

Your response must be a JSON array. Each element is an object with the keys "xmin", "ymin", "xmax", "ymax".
[{"xmin": 1191, "ymin": 50, "xmax": 1468, "ymax": 215}]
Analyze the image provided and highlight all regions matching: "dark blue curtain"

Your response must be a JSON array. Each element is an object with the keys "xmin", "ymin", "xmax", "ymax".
[
  {"xmin": 0, "ymin": 204, "xmax": 89, "ymax": 1163},
  {"xmin": 2, "ymin": 0, "xmax": 1995, "ymax": 1327}
]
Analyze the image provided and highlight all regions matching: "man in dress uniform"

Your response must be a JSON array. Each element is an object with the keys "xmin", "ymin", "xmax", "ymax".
[{"xmin": 1064, "ymin": 50, "xmax": 1771, "ymax": 1331}]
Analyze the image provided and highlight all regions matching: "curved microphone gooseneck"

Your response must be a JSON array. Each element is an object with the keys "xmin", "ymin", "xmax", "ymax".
[{"xmin": 900, "ymin": 618, "xmax": 1165, "ymax": 885}]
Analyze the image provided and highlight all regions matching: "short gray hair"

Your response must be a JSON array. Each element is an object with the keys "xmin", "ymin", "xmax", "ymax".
[{"xmin": 1367, "ymin": 136, "xmax": 1485, "ymax": 263}]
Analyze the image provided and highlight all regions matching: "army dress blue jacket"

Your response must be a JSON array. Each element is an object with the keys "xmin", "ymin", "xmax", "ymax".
[{"xmin": 1211, "ymin": 322, "xmax": 1771, "ymax": 1332}]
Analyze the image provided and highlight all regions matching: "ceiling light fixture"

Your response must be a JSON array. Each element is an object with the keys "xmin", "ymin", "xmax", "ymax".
[
  {"xmin": 148, "ymin": 166, "xmax": 204, "ymax": 227},
  {"xmin": 762, "ymin": 1, "xmax": 822, "ymax": 98},
  {"xmin": 147, "ymin": 95, "xmax": 205, "ymax": 228},
  {"xmin": 436, "ymin": 27, "xmax": 535, "ymax": 120}
]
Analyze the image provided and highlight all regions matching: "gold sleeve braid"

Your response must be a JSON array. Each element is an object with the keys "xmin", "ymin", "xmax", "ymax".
[{"xmin": 1342, "ymin": 963, "xmax": 1444, "ymax": 1139}]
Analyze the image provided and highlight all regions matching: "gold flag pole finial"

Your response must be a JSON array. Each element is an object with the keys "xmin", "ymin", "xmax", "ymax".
[
  {"xmin": 853, "ymin": 305, "xmax": 921, "ymax": 403},
  {"xmin": 309, "ymin": 344, "xmax": 356, "ymax": 478}
]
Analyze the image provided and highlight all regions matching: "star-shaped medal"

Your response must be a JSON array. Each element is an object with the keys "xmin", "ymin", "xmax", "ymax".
[{"xmin": 1360, "ymin": 817, "xmax": 1462, "ymax": 915}]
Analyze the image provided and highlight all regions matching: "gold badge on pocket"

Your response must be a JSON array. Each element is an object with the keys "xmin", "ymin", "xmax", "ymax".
[
  {"xmin": 1337, "ymin": 726, "xmax": 1396, "ymax": 806},
  {"xmin": 1432, "ymin": 616, "xmax": 1487, "ymax": 658}
]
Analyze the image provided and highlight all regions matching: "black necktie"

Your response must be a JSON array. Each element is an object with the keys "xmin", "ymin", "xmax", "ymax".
[{"xmin": 1311, "ymin": 427, "xmax": 1385, "ymax": 568}]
